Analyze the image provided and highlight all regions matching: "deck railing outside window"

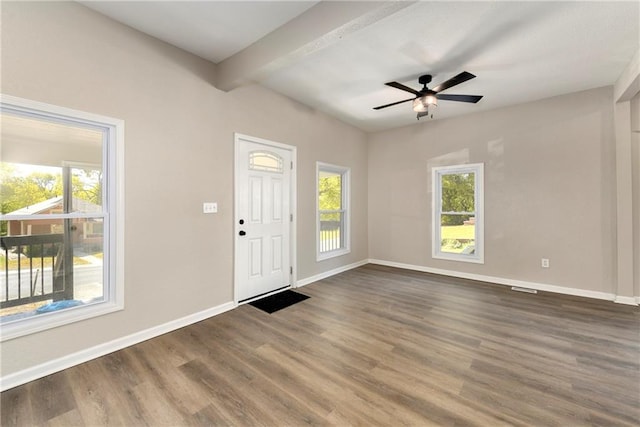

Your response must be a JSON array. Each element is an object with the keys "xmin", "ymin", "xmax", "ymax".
[
  {"xmin": 319, "ymin": 219, "xmax": 342, "ymax": 253},
  {"xmin": 1, "ymin": 234, "xmax": 73, "ymax": 309}
]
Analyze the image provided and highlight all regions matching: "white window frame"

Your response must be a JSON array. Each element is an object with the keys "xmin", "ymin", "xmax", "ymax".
[
  {"xmin": 316, "ymin": 162, "xmax": 350, "ymax": 261},
  {"xmin": 0, "ymin": 94, "xmax": 125, "ymax": 341},
  {"xmin": 432, "ymin": 163, "xmax": 484, "ymax": 264}
]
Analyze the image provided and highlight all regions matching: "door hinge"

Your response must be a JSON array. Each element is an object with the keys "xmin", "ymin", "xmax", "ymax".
[
  {"xmin": 290, "ymin": 213, "xmax": 293, "ymax": 222},
  {"xmin": 291, "ymin": 161, "xmax": 293, "ymax": 170},
  {"xmin": 290, "ymin": 266, "xmax": 293, "ymax": 275}
]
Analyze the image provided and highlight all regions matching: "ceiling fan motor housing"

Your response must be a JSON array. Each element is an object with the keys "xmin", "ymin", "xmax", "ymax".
[{"xmin": 418, "ymin": 74, "xmax": 432, "ymax": 86}]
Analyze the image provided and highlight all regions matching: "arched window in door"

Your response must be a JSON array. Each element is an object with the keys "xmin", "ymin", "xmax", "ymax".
[{"xmin": 249, "ymin": 151, "xmax": 283, "ymax": 173}]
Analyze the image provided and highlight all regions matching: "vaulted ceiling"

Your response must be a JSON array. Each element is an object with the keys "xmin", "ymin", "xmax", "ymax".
[{"xmin": 81, "ymin": 1, "xmax": 639, "ymax": 132}]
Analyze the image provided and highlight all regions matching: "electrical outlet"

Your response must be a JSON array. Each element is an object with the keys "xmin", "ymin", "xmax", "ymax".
[
  {"xmin": 203, "ymin": 202, "xmax": 218, "ymax": 214},
  {"xmin": 541, "ymin": 258, "xmax": 550, "ymax": 268}
]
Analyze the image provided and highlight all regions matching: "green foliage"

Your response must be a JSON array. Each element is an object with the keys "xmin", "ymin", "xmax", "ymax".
[
  {"xmin": 441, "ymin": 172, "xmax": 475, "ymax": 225},
  {"xmin": 440, "ymin": 224, "xmax": 475, "ymax": 240},
  {"xmin": 1, "ymin": 164, "xmax": 61, "ymax": 215},
  {"xmin": 319, "ymin": 174, "xmax": 341, "ymax": 211},
  {"xmin": 72, "ymin": 169, "xmax": 102, "ymax": 205},
  {"xmin": 0, "ymin": 164, "xmax": 102, "ymax": 235}
]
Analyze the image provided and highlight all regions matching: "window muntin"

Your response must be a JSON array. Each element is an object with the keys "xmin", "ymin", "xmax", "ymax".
[
  {"xmin": 317, "ymin": 162, "xmax": 350, "ymax": 260},
  {"xmin": 0, "ymin": 95, "xmax": 123, "ymax": 340},
  {"xmin": 432, "ymin": 163, "xmax": 484, "ymax": 263}
]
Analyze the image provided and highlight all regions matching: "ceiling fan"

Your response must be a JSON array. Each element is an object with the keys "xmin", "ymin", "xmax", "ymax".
[{"xmin": 373, "ymin": 71, "xmax": 483, "ymax": 119}]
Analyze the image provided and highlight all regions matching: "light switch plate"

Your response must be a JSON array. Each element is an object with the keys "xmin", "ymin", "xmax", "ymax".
[{"xmin": 203, "ymin": 202, "xmax": 218, "ymax": 214}]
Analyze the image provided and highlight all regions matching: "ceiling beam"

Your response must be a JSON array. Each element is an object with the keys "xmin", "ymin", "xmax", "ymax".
[
  {"xmin": 215, "ymin": 1, "xmax": 417, "ymax": 92},
  {"xmin": 614, "ymin": 48, "xmax": 640, "ymax": 103}
]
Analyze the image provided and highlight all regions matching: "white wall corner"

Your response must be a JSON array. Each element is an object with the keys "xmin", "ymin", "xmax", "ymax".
[
  {"xmin": 296, "ymin": 259, "xmax": 369, "ymax": 287},
  {"xmin": 614, "ymin": 101, "xmax": 636, "ymax": 301},
  {"xmin": 0, "ymin": 301, "xmax": 236, "ymax": 392}
]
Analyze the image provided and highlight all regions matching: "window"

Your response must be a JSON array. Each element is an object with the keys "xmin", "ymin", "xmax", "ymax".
[
  {"xmin": 249, "ymin": 151, "xmax": 283, "ymax": 173},
  {"xmin": 0, "ymin": 95, "xmax": 124, "ymax": 340},
  {"xmin": 432, "ymin": 163, "xmax": 484, "ymax": 263},
  {"xmin": 317, "ymin": 162, "xmax": 350, "ymax": 260}
]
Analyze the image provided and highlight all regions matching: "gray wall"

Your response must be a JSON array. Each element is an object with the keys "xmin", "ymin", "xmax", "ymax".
[
  {"xmin": 0, "ymin": 2, "xmax": 368, "ymax": 377},
  {"xmin": 368, "ymin": 87, "xmax": 617, "ymax": 294}
]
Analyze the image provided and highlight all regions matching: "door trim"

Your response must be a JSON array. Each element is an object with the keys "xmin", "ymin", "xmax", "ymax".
[{"xmin": 233, "ymin": 133, "xmax": 297, "ymax": 305}]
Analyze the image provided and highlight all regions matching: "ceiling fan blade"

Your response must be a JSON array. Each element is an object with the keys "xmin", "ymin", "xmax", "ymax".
[
  {"xmin": 436, "ymin": 94, "xmax": 483, "ymax": 103},
  {"xmin": 373, "ymin": 97, "xmax": 416, "ymax": 110},
  {"xmin": 385, "ymin": 81, "xmax": 421, "ymax": 96},
  {"xmin": 432, "ymin": 71, "xmax": 476, "ymax": 93}
]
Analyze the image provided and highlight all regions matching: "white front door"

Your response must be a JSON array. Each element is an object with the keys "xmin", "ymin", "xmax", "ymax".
[{"xmin": 235, "ymin": 134, "xmax": 293, "ymax": 302}]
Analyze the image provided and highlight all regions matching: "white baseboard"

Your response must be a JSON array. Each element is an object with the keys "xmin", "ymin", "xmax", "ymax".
[
  {"xmin": 0, "ymin": 301, "xmax": 235, "ymax": 392},
  {"xmin": 296, "ymin": 259, "xmax": 369, "ymax": 287},
  {"xmin": 614, "ymin": 295, "xmax": 638, "ymax": 306},
  {"xmin": 367, "ymin": 259, "xmax": 635, "ymax": 303},
  {"xmin": 4, "ymin": 258, "xmax": 634, "ymax": 391}
]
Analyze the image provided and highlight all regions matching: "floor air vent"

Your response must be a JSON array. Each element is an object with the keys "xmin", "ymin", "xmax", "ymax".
[{"xmin": 511, "ymin": 286, "xmax": 538, "ymax": 294}]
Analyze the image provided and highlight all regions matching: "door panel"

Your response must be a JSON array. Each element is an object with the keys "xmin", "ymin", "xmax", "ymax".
[
  {"xmin": 236, "ymin": 136, "xmax": 292, "ymax": 301},
  {"xmin": 271, "ymin": 236, "xmax": 283, "ymax": 272},
  {"xmin": 249, "ymin": 238, "xmax": 262, "ymax": 278},
  {"xmin": 272, "ymin": 179, "xmax": 283, "ymax": 221},
  {"xmin": 250, "ymin": 177, "xmax": 263, "ymax": 223}
]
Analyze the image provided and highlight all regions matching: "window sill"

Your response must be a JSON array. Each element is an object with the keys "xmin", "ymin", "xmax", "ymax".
[
  {"xmin": 0, "ymin": 300, "xmax": 124, "ymax": 342},
  {"xmin": 432, "ymin": 253, "xmax": 484, "ymax": 264},
  {"xmin": 317, "ymin": 248, "xmax": 351, "ymax": 262}
]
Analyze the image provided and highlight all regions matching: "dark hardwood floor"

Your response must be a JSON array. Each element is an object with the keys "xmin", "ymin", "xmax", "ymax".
[{"xmin": 2, "ymin": 264, "xmax": 639, "ymax": 426}]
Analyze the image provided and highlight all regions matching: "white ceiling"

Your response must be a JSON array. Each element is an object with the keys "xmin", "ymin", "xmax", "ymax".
[
  {"xmin": 80, "ymin": 1, "xmax": 639, "ymax": 133},
  {"xmin": 80, "ymin": 1, "xmax": 320, "ymax": 63}
]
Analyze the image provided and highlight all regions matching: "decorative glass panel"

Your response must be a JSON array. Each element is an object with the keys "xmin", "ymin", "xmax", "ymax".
[{"xmin": 249, "ymin": 151, "xmax": 283, "ymax": 173}]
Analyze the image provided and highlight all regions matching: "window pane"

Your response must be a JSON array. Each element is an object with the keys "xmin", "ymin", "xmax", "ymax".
[
  {"xmin": 319, "ymin": 212, "xmax": 343, "ymax": 253},
  {"xmin": 0, "ymin": 163, "xmax": 63, "ymax": 215},
  {"xmin": 317, "ymin": 162, "xmax": 350, "ymax": 260},
  {"xmin": 71, "ymin": 165, "xmax": 103, "ymax": 211},
  {"xmin": 319, "ymin": 171, "xmax": 342, "ymax": 211},
  {"xmin": 440, "ymin": 214, "xmax": 475, "ymax": 254},
  {"xmin": 0, "ymin": 218, "xmax": 104, "ymax": 323},
  {"xmin": 1, "ymin": 112, "xmax": 104, "ymax": 212},
  {"xmin": 0, "ymin": 163, "xmax": 103, "ymax": 215},
  {"xmin": 441, "ymin": 172, "xmax": 475, "ymax": 212}
]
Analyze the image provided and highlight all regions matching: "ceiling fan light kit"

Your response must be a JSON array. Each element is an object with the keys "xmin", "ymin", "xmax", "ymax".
[
  {"xmin": 374, "ymin": 71, "xmax": 483, "ymax": 120},
  {"xmin": 412, "ymin": 94, "xmax": 437, "ymax": 112}
]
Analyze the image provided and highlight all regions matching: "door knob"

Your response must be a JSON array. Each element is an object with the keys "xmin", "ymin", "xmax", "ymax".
[{"xmin": 239, "ymin": 230, "xmax": 246, "ymax": 236}]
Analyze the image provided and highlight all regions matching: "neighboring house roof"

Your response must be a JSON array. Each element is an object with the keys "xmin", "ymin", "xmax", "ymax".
[{"xmin": 4, "ymin": 196, "xmax": 101, "ymax": 215}]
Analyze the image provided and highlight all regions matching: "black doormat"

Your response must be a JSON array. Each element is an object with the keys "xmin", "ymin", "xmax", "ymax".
[{"xmin": 249, "ymin": 290, "xmax": 310, "ymax": 314}]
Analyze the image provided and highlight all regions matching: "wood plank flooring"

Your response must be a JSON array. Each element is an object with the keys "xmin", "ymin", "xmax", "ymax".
[{"xmin": 2, "ymin": 264, "xmax": 639, "ymax": 426}]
